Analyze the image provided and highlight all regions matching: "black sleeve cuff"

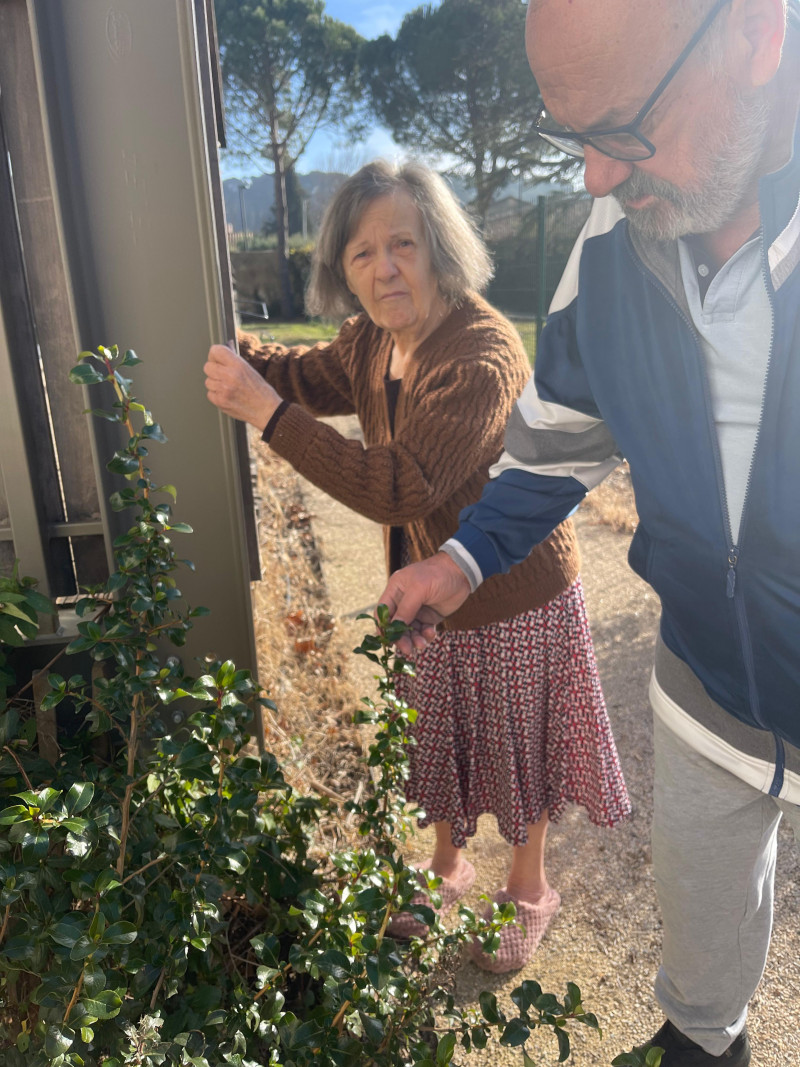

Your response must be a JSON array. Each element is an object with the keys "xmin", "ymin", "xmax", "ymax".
[{"xmin": 261, "ymin": 399, "xmax": 291, "ymax": 443}]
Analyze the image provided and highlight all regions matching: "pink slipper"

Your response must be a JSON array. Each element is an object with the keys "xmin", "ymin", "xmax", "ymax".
[
  {"xmin": 469, "ymin": 886, "xmax": 561, "ymax": 972},
  {"xmin": 387, "ymin": 859, "xmax": 476, "ymax": 939}
]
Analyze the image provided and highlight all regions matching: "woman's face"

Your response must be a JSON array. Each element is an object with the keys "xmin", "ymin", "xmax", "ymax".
[{"xmin": 342, "ymin": 191, "xmax": 445, "ymax": 343}]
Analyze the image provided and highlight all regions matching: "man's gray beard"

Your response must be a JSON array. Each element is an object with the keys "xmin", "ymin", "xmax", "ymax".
[{"xmin": 613, "ymin": 89, "xmax": 770, "ymax": 241}]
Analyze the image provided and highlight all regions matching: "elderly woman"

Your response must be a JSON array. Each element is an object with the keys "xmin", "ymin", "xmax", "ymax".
[{"xmin": 204, "ymin": 160, "xmax": 629, "ymax": 972}]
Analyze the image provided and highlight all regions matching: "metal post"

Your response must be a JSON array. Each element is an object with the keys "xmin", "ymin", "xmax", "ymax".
[
  {"xmin": 536, "ymin": 195, "xmax": 547, "ymax": 345},
  {"xmin": 237, "ymin": 178, "xmax": 251, "ymax": 250}
]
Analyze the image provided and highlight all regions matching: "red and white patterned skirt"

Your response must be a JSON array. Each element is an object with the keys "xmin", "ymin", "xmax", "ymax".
[{"xmin": 396, "ymin": 577, "xmax": 631, "ymax": 848}]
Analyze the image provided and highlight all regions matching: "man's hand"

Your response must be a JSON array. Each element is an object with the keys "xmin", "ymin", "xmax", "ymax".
[
  {"xmin": 379, "ymin": 552, "xmax": 472, "ymax": 655},
  {"xmin": 204, "ymin": 343, "xmax": 281, "ymax": 430}
]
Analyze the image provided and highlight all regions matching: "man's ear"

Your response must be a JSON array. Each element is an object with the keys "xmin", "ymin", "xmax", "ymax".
[{"xmin": 730, "ymin": 0, "xmax": 787, "ymax": 86}]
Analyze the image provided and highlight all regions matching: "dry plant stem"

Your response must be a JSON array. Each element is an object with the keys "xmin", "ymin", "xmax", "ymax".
[
  {"xmin": 118, "ymin": 853, "xmax": 166, "ymax": 887},
  {"xmin": 306, "ymin": 775, "xmax": 345, "ymax": 802},
  {"xmin": 150, "ymin": 966, "xmax": 166, "ymax": 1010},
  {"xmin": 373, "ymin": 871, "xmax": 401, "ymax": 946},
  {"xmin": 331, "ymin": 999, "xmax": 351, "ymax": 1032},
  {"xmin": 64, "ymin": 692, "xmax": 131, "ymax": 746},
  {"xmin": 63, "ymin": 965, "xmax": 85, "ymax": 1023},
  {"xmin": 363, "ymin": 1020, "xmax": 396, "ymax": 1067},
  {"xmin": 262, "ymin": 708, "xmax": 290, "ymax": 742},
  {"xmin": 254, "ymin": 974, "xmax": 287, "ymax": 1003},
  {"xmin": 120, "ymin": 859, "xmax": 179, "ymax": 914},
  {"xmin": 3, "ymin": 746, "xmax": 33, "ymax": 791},
  {"xmin": 225, "ymin": 930, "xmax": 246, "ymax": 983},
  {"xmin": 140, "ymin": 857, "xmax": 178, "ymax": 893},
  {"xmin": 116, "ymin": 688, "xmax": 142, "ymax": 878},
  {"xmin": 0, "ymin": 904, "xmax": 10, "ymax": 947},
  {"xmin": 129, "ymin": 780, "xmax": 166, "ymax": 826},
  {"xmin": 15, "ymin": 647, "xmax": 67, "ymax": 701},
  {"xmin": 98, "ymin": 373, "xmax": 149, "ymax": 878},
  {"xmin": 210, "ymin": 718, "xmax": 227, "ymax": 833},
  {"xmin": 13, "ymin": 605, "xmax": 111, "ymax": 701}
]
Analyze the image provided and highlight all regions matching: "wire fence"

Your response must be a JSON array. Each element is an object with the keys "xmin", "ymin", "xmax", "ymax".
[
  {"xmin": 231, "ymin": 190, "xmax": 593, "ymax": 363},
  {"xmin": 486, "ymin": 191, "xmax": 592, "ymax": 356}
]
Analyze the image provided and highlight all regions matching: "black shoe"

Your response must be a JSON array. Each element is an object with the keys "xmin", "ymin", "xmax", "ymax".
[{"xmin": 635, "ymin": 1019, "xmax": 751, "ymax": 1066}]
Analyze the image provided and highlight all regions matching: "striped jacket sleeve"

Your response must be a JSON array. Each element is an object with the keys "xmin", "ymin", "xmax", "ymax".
[{"xmin": 441, "ymin": 198, "xmax": 625, "ymax": 591}]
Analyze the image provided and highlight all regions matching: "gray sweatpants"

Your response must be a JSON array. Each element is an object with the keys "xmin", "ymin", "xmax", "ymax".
[{"xmin": 652, "ymin": 713, "xmax": 800, "ymax": 1055}]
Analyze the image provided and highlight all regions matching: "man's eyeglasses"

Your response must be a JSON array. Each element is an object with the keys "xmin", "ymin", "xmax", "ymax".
[{"xmin": 534, "ymin": 0, "xmax": 732, "ymax": 162}]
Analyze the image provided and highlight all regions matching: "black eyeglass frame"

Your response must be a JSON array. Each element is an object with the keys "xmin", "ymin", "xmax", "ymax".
[{"xmin": 534, "ymin": 0, "xmax": 733, "ymax": 161}]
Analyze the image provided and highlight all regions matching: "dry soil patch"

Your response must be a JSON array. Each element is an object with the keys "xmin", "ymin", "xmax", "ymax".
[{"xmin": 263, "ymin": 416, "xmax": 800, "ymax": 1066}]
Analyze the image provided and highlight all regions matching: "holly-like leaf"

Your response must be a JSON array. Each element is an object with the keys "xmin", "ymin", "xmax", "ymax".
[
  {"xmin": 80, "ymin": 989, "xmax": 122, "ymax": 1020},
  {"xmin": 500, "ymin": 1018, "xmax": 531, "ymax": 1047},
  {"xmin": 44, "ymin": 1024, "xmax": 75, "ymax": 1058},
  {"xmin": 69, "ymin": 363, "xmax": 106, "ymax": 385},
  {"xmin": 106, "ymin": 453, "xmax": 140, "ymax": 476},
  {"xmin": 0, "ymin": 805, "xmax": 31, "ymax": 825},
  {"xmin": 70, "ymin": 934, "xmax": 98, "ymax": 960},
  {"xmin": 141, "ymin": 423, "xmax": 168, "ymax": 443},
  {"xmin": 314, "ymin": 949, "xmax": 351, "ymax": 981},
  {"xmin": 94, "ymin": 869, "xmax": 121, "ymax": 893},
  {"xmin": 50, "ymin": 916, "xmax": 88, "ymax": 949},
  {"xmin": 556, "ymin": 1027, "xmax": 570, "ymax": 1062},
  {"xmin": 66, "ymin": 782, "xmax": 94, "ymax": 815},
  {"xmin": 436, "ymin": 1032, "xmax": 457, "ymax": 1064},
  {"xmin": 103, "ymin": 921, "xmax": 138, "ymax": 945},
  {"xmin": 21, "ymin": 827, "xmax": 49, "ymax": 862},
  {"xmin": 479, "ymin": 991, "xmax": 501, "ymax": 1025}
]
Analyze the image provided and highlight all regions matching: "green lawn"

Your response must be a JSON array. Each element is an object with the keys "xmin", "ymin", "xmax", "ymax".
[
  {"xmin": 243, "ymin": 319, "xmax": 340, "ymax": 348},
  {"xmin": 249, "ymin": 316, "xmax": 536, "ymax": 363},
  {"xmin": 510, "ymin": 318, "xmax": 537, "ymax": 364}
]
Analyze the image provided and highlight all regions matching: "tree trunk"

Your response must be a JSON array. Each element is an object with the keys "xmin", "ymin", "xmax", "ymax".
[
  {"xmin": 473, "ymin": 178, "xmax": 491, "ymax": 229},
  {"xmin": 466, "ymin": 75, "xmax": 490, "ymax": 228},
  {"xmin": 270, "ymin": 119, "xmax": 294, "ymax": 319}
]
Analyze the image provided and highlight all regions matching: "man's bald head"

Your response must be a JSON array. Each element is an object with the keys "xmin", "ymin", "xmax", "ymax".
[
  {"xmin": 525, "ymin": 0, "xmax": 796, "ymax": 242},
  {"xmin": 525, "ymin": 0, "xmax": 716, "ymax": 129}
]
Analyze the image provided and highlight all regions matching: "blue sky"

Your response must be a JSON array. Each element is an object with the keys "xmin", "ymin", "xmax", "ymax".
[
  {"xmin": 323, "ymin": 1, "xmax": 415, "ymax": 37},
  {"xmin": 220, "ymin": 0, "xmax": 424, "ymax": 179}
]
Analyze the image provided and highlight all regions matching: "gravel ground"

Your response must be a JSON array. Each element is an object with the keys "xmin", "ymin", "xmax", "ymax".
[{"xmin": 291, "ymin": 416, "xmax": 800, "ymax": 1067}]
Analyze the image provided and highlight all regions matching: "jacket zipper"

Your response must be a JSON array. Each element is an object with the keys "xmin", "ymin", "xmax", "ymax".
[
  {"xmin": 626, "ymin": 233, "xmax": 778, "ymax": 754},
  {"xmin": 726, "ymin": 229, "xmax": 782, "ymax": 794},
  {"xmin": 730, "ymin": 227, "xmax": 776, "ymax": 589},
  {"xmin": 749, "ymin": 229, "xmax": 783, "ymax": 793}
]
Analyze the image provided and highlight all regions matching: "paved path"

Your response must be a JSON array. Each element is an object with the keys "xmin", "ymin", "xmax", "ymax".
[{"xmin": 297, "ymin": 416, "xmax": 800, "ymax": 1066}]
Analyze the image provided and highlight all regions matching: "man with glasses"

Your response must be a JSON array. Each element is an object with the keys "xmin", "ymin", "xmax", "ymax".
[{"xmin": 380, "ymin": 0, "xmax": 800, "ymax": 1063}]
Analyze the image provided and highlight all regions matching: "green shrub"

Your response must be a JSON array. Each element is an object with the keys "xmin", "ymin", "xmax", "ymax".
[
  {"xmin": 0, "ymin": 346, "xmax": 656, "ymax": 1067},
  {"xmin": 0, "ymin": 567, "xmax": 57, "ymax": 705}
]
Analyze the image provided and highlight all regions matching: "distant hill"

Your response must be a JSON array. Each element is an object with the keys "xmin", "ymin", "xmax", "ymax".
[
  {"xmin": 222, "ymin": 169, "xmax": 575, "ymax": 239},
  {"xmin": 222, "ymin": 171, "xmax": 347, "ymax": 238}
]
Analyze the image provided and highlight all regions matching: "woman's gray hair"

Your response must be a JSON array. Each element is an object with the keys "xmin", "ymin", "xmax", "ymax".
[{"xmin": 305, "ymin": 159, "xmax": 493, "ymax": 319}]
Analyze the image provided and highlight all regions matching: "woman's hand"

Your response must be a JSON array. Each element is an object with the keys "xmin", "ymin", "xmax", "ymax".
[{"xmin": 204, "ymin": 343, "xmax": 282, "ymax": 430}]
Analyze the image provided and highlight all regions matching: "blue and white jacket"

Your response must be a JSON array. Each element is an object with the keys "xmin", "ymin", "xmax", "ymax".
[{"xmin": 445, "ymin": 121, "xmax": 800, "ymax": 799}]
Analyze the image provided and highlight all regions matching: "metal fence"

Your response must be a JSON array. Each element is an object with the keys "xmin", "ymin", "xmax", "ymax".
[{"xmin": 486, "ymin": 191, "xmax": 592, "ymax": 350}]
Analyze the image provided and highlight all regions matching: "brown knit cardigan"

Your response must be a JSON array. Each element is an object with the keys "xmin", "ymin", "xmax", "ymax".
[{"xmin": 239, "ymin": 293, "xmax": 580, "ymax": 631}]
